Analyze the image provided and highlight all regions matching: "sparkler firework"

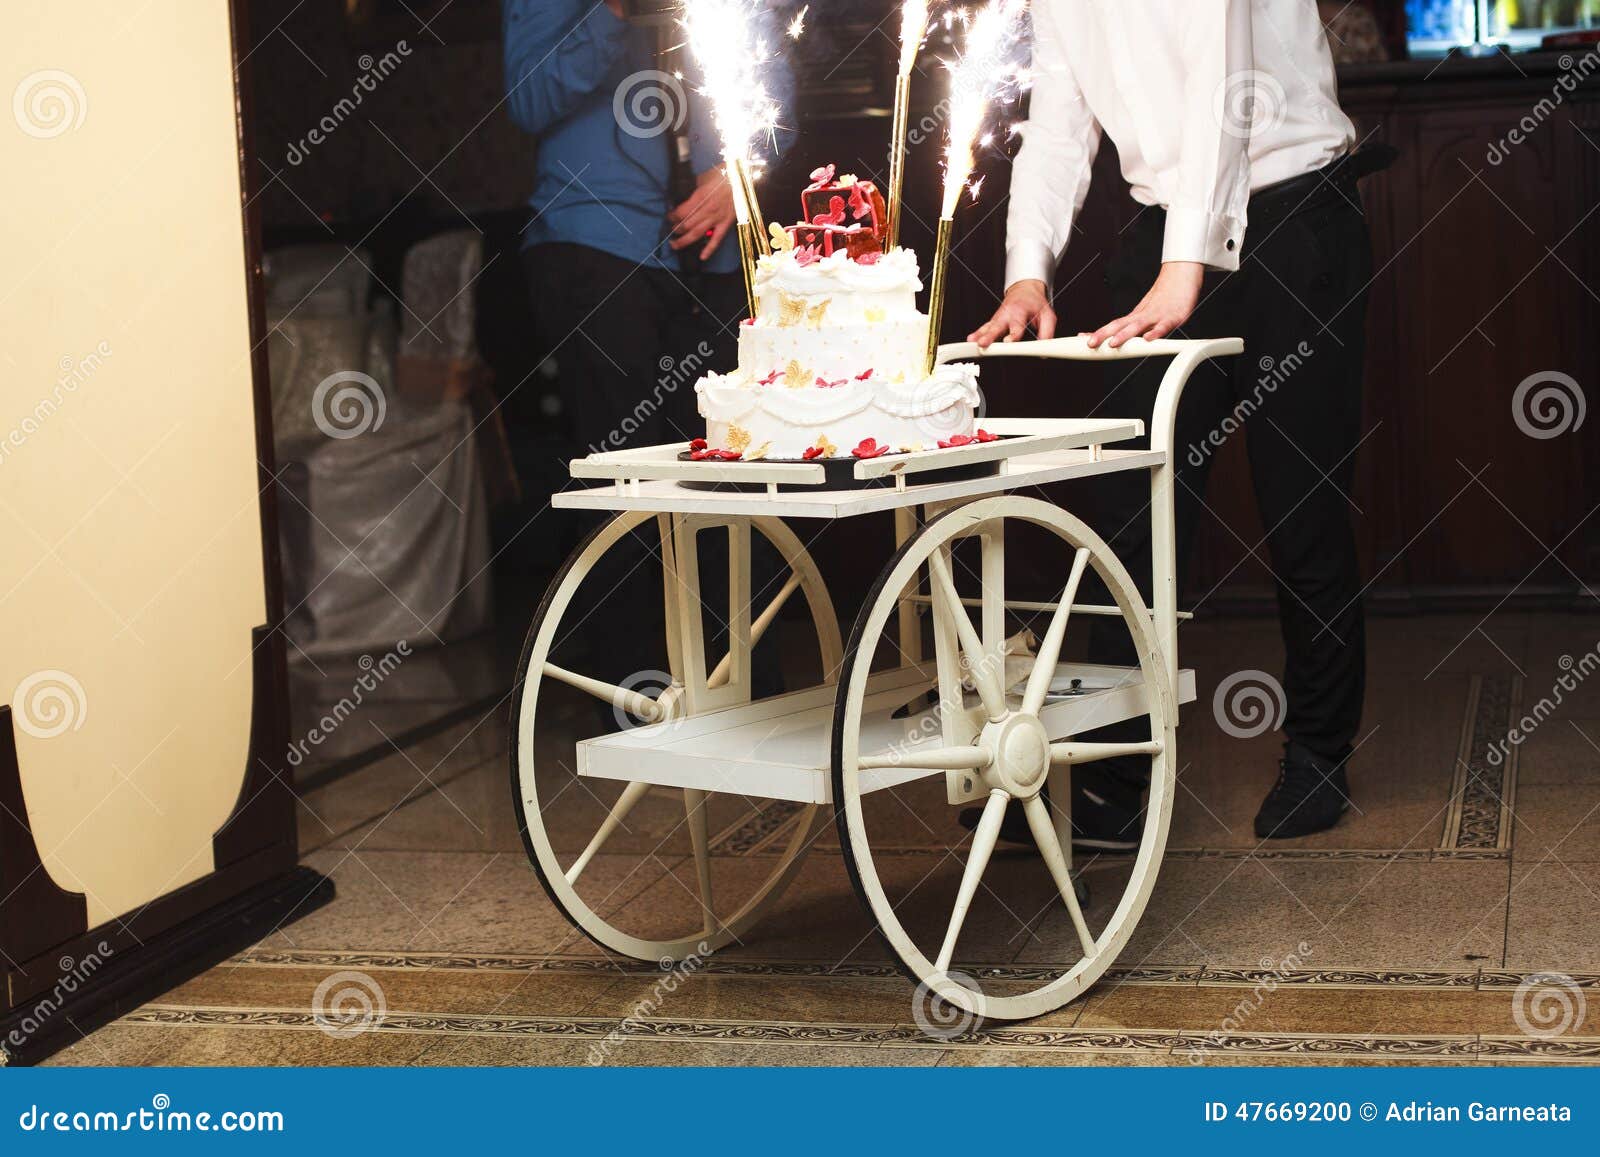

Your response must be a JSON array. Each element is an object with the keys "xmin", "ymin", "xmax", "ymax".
[
  {"xmin": 681, "ymin": 0, "xmax": 787, "ymax": 310},
  {"xmin": 924, "ymin": 0, "xmax": 1030, "ymax": 372}
]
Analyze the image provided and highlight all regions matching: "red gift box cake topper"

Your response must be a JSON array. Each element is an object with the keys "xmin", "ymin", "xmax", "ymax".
[{"xmin": 785, "ymin": 163, "xmax": 888, "ymax": 260}]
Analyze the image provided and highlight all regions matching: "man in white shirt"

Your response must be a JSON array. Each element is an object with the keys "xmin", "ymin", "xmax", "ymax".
[{"xmin": 968, "ymin": 1, "xmax": 1372, "ymax": 845}]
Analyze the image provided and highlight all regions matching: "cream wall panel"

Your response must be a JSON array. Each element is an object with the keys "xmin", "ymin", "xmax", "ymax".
[{"xmin": 1, "ymin": 2, "xmax": 269, "ymax": 924}]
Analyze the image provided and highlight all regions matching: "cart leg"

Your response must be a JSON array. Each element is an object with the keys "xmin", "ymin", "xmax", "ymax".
[
  {"xmin": 894, "ymin": 506, "xmax": 924, "ymax": 665},
  {"xmin": 684, "ymin": 787, "xmax": 717, "ymax": 937}
]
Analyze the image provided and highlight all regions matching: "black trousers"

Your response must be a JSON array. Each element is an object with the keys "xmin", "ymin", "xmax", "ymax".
[
  {"xmin": 524, "ymin": 242, "xmax": 782, "ymax": 695},
  {"xmin": 1084, "ymin": 185, "xmax": 1371, "ymax": 767},
  {"xmin": 524, "ymin": 242, "xmax": 747, "ymax": 454}
]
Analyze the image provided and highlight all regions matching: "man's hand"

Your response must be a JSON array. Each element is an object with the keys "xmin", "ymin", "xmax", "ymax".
[
  {"xmin": 668, "ymin": 168, "xmax": 735, "ymax": 261},
  {"xmin": 1087, "ymin": 261, "xmax": 1204, "ymax": 349},
  {"xmin": 968, "ymin": 279, "xmax": 1056, "ymax": 348}
]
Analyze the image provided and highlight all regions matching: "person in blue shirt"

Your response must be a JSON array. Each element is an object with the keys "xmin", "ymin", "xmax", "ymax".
[{"xmin": 504, "ymin": 0, "xmax": 795, "ymax": 455}]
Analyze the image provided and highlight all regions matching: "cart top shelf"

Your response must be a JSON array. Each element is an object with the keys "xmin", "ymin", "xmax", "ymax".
[{"xmin": 555, "ymin": 418, "xmax": 1165, "ymax": 519}]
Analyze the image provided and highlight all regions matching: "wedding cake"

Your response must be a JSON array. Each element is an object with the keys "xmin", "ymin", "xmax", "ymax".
[{"xmin": 692, "ymin": 165, "xmax": 984, "ymax": 461}]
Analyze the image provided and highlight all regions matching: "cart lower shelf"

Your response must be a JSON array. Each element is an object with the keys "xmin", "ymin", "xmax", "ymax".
[{"xmin": 577, "ymin": 660, "xmax": 1196, "ymax": 805}]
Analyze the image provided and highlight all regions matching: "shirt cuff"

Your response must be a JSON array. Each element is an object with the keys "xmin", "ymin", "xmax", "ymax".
[
  {"xmin": 1162, "ymin": 207, "xmax": 1244, "ymax": 272},
  {"xmin": 1004, "ymin": 240, "xmax": 1058, "ymax": 293}
]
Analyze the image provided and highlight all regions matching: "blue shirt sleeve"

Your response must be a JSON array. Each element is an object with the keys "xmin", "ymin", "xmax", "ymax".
[
  {"xmin": 687, "ymin": 8, "xmax": 799, "ymax": 175},
  {"xmin": 503, "ymin": 0, "xmax": 630, "ymax": 137}
]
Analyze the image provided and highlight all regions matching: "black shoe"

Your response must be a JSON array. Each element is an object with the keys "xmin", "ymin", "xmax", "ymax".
[
  {"xmin": 1253, "ymin": 742, "xmax": 1352, "ymax": 839},
  {"xmin": 956, "ymin": 764, "xmax": 1143, "ymax": 853},
  {"xmin": 1071, "ymin": 766, "xmax": 1143, "ymax": 852}
]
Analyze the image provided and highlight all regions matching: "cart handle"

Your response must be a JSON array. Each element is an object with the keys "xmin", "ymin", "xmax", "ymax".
[
  {"xmin": 934, "ymin": 334, "xmax": 1244, "ymax": 477},
  {"xmin": 936, "ymin": 335, "xmax": 1242, "ymax": 365},
  {"xmin": 935, "ymin": 335, "xmax": 1246, "ymax": 705}
]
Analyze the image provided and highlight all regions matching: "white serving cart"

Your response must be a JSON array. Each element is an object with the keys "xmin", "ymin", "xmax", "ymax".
[{"xmin": 512, "ymin": 335, "xmax": 1242, "ymax": 1021}]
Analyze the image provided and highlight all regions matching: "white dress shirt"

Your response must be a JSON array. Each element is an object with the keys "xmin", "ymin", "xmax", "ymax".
[{"xmin": 1005, "ymin": 0, "xmax": 1355, "ymax": 288}]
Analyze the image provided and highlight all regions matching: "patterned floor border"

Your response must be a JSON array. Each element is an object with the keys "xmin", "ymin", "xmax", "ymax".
[
  {"xmin": 716, "ymin": 673, "xmax": 1522, "ymax": 862},
  {"xmin": 230, "ymin": 949, "xmax": 1600, "ymax": 992},
  {"xmin": 116, "ymin": 1006, "xmax": 1600, "ymax": 1063}
]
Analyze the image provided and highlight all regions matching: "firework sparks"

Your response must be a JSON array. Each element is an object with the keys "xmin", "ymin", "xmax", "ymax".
[
  {"xmin": 681, "ymin": 0, "xmax": 786, "ymax": 172},
  {"xmin": 938, "ymin": 0, "xmax": 1029, "ymax": 217},
  {"xmin": 898, "ymin": 0, "xmax": 930, "ymax": 74},
  {"xmin": 787, "ymin": 4, "xmax": 809, "ymax": 40}
]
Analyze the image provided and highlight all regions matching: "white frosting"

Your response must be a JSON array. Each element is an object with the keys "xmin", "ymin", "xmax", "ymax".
[
  {"xmin": 697, "ymin": 363, "xmax": 980, "ymax": 459},
  {"xmin": 739, "ymin": 318, "xmax": 928, "ymax": 383},
  {"xmin": 754, "ymin": 247, "xmax": 921, "ymax": 306}
]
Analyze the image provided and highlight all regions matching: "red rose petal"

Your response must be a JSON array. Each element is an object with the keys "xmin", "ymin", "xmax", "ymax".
[
  {"xmin": 689, "ymin": 437, "xmax": 707, "ymax": 451},
  {"xmin": 854, "ymin": 368, "xmax": 874, "ymax": 380},
  {"xmin": 802, "ymin": 446, "xmax": 825, "ymax": 460},
  {"xmin": 975, "ymin": 428, "xmax": 998, "ymax": 442},
  {"xmin": 851, "ymin": 438, "xmax": 890, "ymax": 459}
]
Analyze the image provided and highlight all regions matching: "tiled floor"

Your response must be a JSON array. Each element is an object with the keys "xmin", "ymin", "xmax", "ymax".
[{"xmin": 44, "ymin": 612, "xmax": 1600, "ymax": 1067}]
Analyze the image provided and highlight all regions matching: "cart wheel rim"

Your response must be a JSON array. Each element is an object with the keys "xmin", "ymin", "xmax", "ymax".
[
  {"xmin": 512, "ymin": 512, "xmax": 842, "ymax": 962},
  {"xmin": 831, "ymin": 495, "xmax": 1176, "ymax": 1022}
]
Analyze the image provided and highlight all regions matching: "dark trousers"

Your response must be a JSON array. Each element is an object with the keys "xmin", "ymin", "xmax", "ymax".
[
  {"xmin": 524, "ymin": 242, "xmax": 747, "ymax": 454},
  {"xmin": 1085, "ymin": 185, "xmax": 1371, "ymax": 769},
  {"xmin": 523, "ymin": 242, "xmax": 782, "ymax": 696}
]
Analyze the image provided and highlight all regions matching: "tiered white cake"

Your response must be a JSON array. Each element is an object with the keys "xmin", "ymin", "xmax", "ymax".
[{"xmin": 693, "ymin": 169, "xmax": 981, "ymax": 461}]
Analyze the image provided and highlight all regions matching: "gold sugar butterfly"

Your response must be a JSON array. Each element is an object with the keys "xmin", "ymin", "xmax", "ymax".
[
  {"xmin": 776, "ymin": 293, "xmax": 808, "ymax": 327},
  {"xmin": 783, "ymin": 359, "xmax": 811, "ymax": 389}
]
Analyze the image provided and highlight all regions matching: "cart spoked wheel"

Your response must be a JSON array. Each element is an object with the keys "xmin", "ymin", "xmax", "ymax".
[
  {"xmin": 832, "ymin": 495, "xmax": 1175, "ymax": 1021},
  {"xmin": 513, "ymin": 511, "xmax": 842, "ymax": 962}
]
